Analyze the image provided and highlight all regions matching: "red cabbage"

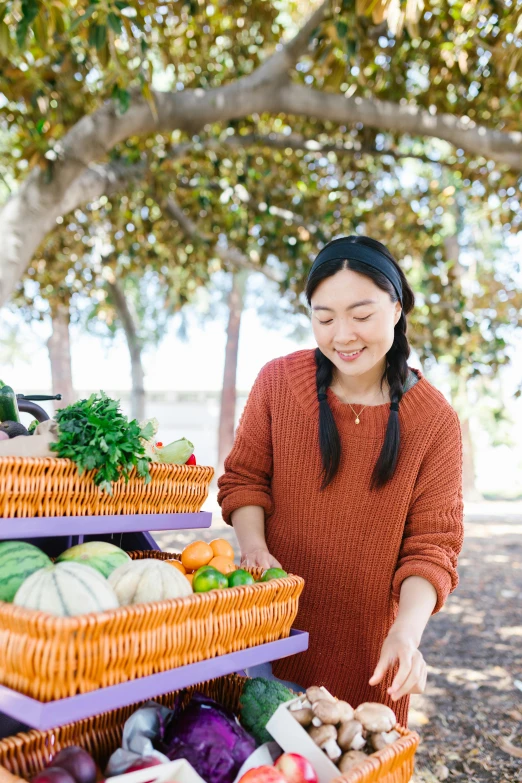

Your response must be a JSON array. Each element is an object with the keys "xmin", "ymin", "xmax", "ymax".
[{"xmin": 155, "ymin": 693, "xmax": 256, "ymax": 783}]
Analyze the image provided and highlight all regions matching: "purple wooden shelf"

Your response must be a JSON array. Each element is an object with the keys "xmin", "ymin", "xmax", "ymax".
[
  {"xmin": 0, "ymin": 630, "xmax": 308, "ymax": 730},
  {"xmin": 0, "ymin": 512, "xmax": 212, "ymax": 539}
]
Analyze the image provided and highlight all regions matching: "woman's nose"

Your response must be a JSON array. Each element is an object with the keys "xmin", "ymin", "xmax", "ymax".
[{"xmin": 334, "ymin": 319, "xmax": 358, "ymax": 345}]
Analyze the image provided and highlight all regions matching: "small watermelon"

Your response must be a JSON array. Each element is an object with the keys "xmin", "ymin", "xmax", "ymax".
[
  {"xmin": 0, "ymin": 541, "xmax": 52, "ymax": 602},
  {"xmin": 14, "ymin": 562, "xmax": 120, "ymax": 616},
  {"xmin": 56, "ymin": 541, "xmax": 131, "ymax": 578}
]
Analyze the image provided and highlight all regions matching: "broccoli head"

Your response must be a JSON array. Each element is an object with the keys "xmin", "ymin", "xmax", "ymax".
[{"xmin": 239, "ymin": 677, "xmax": 296, "ymax": 745}]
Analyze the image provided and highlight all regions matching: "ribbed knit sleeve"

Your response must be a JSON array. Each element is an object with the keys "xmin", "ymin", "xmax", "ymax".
[
  {"xmin": 217, "ymin": 363, "xmax": 274, "ymax": 525},
  {"xmin": 392, "ymin": 408, "xmax": 464, "ymax": 614}
]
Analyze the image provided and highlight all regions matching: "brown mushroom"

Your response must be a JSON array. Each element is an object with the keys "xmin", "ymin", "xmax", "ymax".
[
  {"xmin": 290, "ymin": 708, "xmax": 314, "ymax": 727},
  {"xmin": 306, "ymin": 685, "xmax": 336, "ymax": 704},
  {"xmin": 312, "ymin": 699, "xmax": 343, "ymax": 725},
  {"xmin": 354, "ymin": 703, "xmax": 397, "ymax": 733},
  {"xmin": 337, "ymin": 700, "xmax": 355, "ymax": 723},
  {"xmin": 337, "ymin": 720, "xmax": 366, "ymax": 752},
  {"xmin": 338, "ymin": 750, "xmax": 368, "ymax": 774},
  {"xmin": 369, "ymin": 729, "xmax": 401, "ymax": 752},
  {"xmin": 308, "ymin": 725, "xmax": 342, "ymax": 761}
]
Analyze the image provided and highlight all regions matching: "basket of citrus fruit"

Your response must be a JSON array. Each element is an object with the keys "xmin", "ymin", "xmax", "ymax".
[
  {"xmin": 164, "ymin": 538, "xmax": 288, "ymax": 593},
  {"xmin": 0, "ymin": 540, "xmax": 303, "ymax": 703}
]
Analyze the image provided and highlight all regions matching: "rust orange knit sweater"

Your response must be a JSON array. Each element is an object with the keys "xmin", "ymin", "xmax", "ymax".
[{"xmin": 217, "ymin": 350, "xmax": 464, "ymax": 725}]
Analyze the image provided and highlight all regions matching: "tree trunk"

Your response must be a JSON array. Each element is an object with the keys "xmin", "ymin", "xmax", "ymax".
[
  {"xmin": 460, "ymin": 415, "xmax": 481, "ymax": 502},
  {"xmin": 106, "ymin": 280, "xmax": 145, "ymax": 421},
  {"xmin": 217, "ymin": 272, "xmax": 247, "ymax": 476},
  {"xmin": 47, "ymin": 300, "xmax": 75, "ymax": 410}
]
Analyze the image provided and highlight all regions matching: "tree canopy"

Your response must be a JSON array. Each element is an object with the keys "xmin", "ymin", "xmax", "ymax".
[{"xmin": 1, "ymin": 0, "xmax": 522, "ymax": 307}]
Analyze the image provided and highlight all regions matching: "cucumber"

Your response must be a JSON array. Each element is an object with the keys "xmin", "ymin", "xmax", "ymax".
[{"xmin": 0, "ymin": 386, "xmax": 20, "ymax": 423}]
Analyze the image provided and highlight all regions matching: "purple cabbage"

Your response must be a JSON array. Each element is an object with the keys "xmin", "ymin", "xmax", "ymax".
[{"xmin": 155, "ymin": 693, "xmax": 256, "ymax": 783}]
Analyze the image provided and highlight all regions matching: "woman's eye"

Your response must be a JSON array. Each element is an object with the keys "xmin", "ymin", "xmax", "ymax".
[
  {"xmin": 318, "ymin": 320, "xmax": 333, "ymax": 325},
  {"xmin": 354, "ymin": 315, "xmax": 372, "ymax": 322}
]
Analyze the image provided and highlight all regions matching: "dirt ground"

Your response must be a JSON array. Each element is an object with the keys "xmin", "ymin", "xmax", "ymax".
[{"xmin": 155, "ymin": 500, "xmax": 522, "ymax": 783}]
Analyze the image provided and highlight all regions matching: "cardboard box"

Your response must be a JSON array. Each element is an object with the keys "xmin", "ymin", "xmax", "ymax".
[
  {"xmin": 107, "ymin": 760, "xmax": 206, "ymax": 783},
  {"xmin": 266, "ymin": 698, "xmax": 340, "ymax": 783}
]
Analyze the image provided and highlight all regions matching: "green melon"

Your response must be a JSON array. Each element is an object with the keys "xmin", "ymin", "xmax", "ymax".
[
  {"xmin": 13, "ymin": 562, "xmax": 120, "ymax": 616},
  {"xmin": 0, "ymin": 541, "xmax": 52, "ymax": 602},
  {"xmin": 56, "ymin": 541, "xmax": 131, "ymax": 578}
]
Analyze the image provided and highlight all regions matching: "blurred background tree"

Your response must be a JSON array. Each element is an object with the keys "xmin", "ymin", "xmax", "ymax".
[{"xmin": 1, "ymin": 0, "xmax": 521, "ymax": 495}]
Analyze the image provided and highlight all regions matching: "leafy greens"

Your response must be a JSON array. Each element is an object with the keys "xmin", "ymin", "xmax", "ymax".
[{"xmin": 51, "ymin": 392, "xmax": 154, "ymax": 493}]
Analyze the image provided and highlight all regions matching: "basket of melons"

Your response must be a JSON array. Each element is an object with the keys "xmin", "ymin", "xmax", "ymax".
[{"xmin": 0, "ymin": 538, "xmax": 303, "ymax": 702}]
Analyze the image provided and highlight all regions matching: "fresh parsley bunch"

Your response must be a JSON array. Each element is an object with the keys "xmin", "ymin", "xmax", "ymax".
[{"xmin": 51, "ymin": 392, "xmax": 154, "ymax": 493}]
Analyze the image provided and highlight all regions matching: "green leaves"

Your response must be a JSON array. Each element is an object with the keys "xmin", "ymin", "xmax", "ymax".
[
  {"xmin": 51, "ymin": 392, "xmax": 151, "ymax": 493},
  {"xmin": 16, "ymin": 0, "xmax": 39, "ymax": 48}
]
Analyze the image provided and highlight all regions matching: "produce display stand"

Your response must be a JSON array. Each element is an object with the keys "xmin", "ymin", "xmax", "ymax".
[{"xmin": 0, "ymin": 510, "xmax": 309, "ymax": 731}]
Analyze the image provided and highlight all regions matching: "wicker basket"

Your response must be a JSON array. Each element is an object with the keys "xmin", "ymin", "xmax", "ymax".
[
  {"xmin": 0, "ymin": 550, "xmax": 303, "ymax": 701},
  {"xmin": 0, "ymin": 675, "xmax": 419, "ymax": 783},
  {"xmin": 0, "ymin": 458, "xmax": 214, "ymax": 517}
]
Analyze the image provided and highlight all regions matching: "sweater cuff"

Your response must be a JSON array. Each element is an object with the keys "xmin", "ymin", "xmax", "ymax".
[
  {"xmin": 220, "ymin": 489, "xmax": 274, "ymax": 526},
  {"xmin": 392, "ymin": 562, "xmax": 454, "ymax": 614}
]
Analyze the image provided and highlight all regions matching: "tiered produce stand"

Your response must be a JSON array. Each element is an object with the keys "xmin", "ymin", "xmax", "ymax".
[{"xmin": 0, "ymin": 508, "xmax": 308, "ymax": 731}]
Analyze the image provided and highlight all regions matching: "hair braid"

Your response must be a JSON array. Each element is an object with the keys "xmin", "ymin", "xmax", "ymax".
[
  {"xmin": 370, "ymin": 313, "xmax": 410, "ymax": 488},
  {"xmin": 315, "ymin": 348, "xmax": 341, "ymax": 490}
]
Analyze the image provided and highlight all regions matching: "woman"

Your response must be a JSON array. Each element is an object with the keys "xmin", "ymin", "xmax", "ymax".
[{"xmin": 217, "ymin": 235, "xmax": 463, "ymax": 725}]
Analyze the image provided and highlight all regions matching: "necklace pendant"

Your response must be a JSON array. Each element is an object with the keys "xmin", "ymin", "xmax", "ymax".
[{"xmin": 355, "ymin": 417, "xmax": 360, "ymax": 425}]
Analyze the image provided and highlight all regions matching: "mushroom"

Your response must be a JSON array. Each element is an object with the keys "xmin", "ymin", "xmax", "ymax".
[
  {"xmin": 337, "ymin": 720, "xmax": 366, "ymax": 752},
  {"xmin": 369, "ymin": 729, "xmax": 401, "ymax": 752},
  {"xmin": 338, "ymin": 751, "xmax": 368, "ymax": 774},
  {"xmin": 354, "ymin": 703, "xmax": 397, "ymax": 733},
  {"xmin": 309, "ymin": 725, "xmax": 342, "ymax": 761},
  {"xmin": 337, "ymin": 700, "xmax": 355, "ymax": 723},
  {"xmin": 312, "ymin": 698, "xmax": 354, "ymax": 726},
  {"xmin": 290, "ymin": 707, "xmax": 314, "ymax": 727},
  {"xmin": 306, "ymin": 685, "xmax": 336, "ymax": 704},
  {"xmin": 312, "ymin": 699, "xmax": 342, "ymax": 725}
]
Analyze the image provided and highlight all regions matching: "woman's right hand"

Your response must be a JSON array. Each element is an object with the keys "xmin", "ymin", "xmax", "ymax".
[{"xmin": 240, "ymin": 547, "xmax": 282, "ymax": 570}]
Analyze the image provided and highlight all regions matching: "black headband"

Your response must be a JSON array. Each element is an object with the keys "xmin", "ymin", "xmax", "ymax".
[{"xmin": 309, "ymin": 238, "xmax": 403, "ymax": 304}]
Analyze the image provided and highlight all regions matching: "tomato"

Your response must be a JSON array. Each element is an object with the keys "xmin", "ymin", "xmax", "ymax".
[{"xmin": 228, "ymin": 569, "xmax": 255, "ymax": 587}]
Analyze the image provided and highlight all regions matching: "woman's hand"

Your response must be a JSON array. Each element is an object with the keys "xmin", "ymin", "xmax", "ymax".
[
  {"xmin": 369, "ymin": 627, "xmax": 427, "ymax": 701},
  {"xmin": 240, "ymin": 547, "xmax": 282, "ymax": 570}
]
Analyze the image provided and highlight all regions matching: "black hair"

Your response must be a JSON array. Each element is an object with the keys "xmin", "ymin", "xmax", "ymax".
[{"xmin": 305, "ymin": 235, "xmax": 415, "ymax": 490}]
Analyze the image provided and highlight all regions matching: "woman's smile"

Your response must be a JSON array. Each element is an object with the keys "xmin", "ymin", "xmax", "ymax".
[{"xmin": 336, "ymin": 347, "xmax": 366, "ymax": 362}]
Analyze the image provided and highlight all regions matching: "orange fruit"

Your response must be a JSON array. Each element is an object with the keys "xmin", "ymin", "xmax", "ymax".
[
  {"xmin": 209, "ymin": 555, "xmax": 236, "ymax": 575},
  {"xmin": 167, "ymin": 559, "xmax": 186, "ymax": 575},
  {"xmin": 186, "ymin": 573, "xmax": 194, "ymax": 587},
  {"xmin": 181, "ymin": 541, "xmax": 214, "ymax": 572},
  {"xmin": 210, "ymin": 538, "xmax": 235, "ymax": 560}
]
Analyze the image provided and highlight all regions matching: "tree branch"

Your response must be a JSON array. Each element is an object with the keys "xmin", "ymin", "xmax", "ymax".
[
  {"xmin": 165, "ymin": 196, "xmax": 282, "ymax": 283},
  {"xmin": 272, "ymin": 84, "xmax": 522, "ymax": 169},
  {"xmin": 218, "ymin": 131, "xmax": 448, "ymax": 167},
  {"xmin": 1, "ymin": 0, "xmax": 521, "ymax": 305},
  {"xmin": 60, "ymin": 161, "xmax": 146, "ymax": 215}
]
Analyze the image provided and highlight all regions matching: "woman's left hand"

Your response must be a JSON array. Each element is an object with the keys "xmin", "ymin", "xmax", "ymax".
[{"xmin": 369, "ymin": 627, "xmax": 427, "ymax": 701}]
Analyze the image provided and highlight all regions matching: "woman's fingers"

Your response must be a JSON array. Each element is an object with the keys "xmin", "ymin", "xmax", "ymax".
[
  {"xmin": 369, "ymin": 649, "xmax": 394, "ymax": 686},
  {"xmin": 390, "ymin": 652, "xmax": 426, "ymax": 701},
  {"xmin": 388, "ymin": 649, "xmax": 413, "ymax": 697}
]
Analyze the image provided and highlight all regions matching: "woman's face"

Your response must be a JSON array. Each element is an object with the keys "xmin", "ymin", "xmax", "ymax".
[{"xmin": 310, "ymin": 268, "xmax": 402, "ymax": 381}]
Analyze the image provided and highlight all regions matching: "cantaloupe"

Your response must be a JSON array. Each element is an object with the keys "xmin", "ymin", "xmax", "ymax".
[
  {"xmin": 13, "ymin": 562, "xmax": 120, "ymax": 616},
  {"xmin": 0, "ymin": 541, "xmax": 52, "ymax": 602},
  {"xmin": 108, "ymin": 558, "xmax": 192, "ymax": 605},
  {"xmin": 56, "ymin": 540, "xmax": 130, "ymax": 578}
]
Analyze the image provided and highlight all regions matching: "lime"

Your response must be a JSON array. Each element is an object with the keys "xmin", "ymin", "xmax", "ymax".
[
  {"xmin": 228, "ymin": 569, "xmax": 255, "ymax": 587},
  {"xmin": 260, "ymin": 567, "xmax": 288, "ymax": 582},
  {"xmin": 193, "ymin": 567, "xmax": 228, "ymax": 592},
  {"xmin": 193, "ymin": 564, "xmax": 216, "ymax": 579}
]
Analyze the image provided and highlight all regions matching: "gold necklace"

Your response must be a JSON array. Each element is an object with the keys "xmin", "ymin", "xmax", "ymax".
[{"xmin": 346, "ymin": 403, "xmax": 367, "ymax": 425}]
